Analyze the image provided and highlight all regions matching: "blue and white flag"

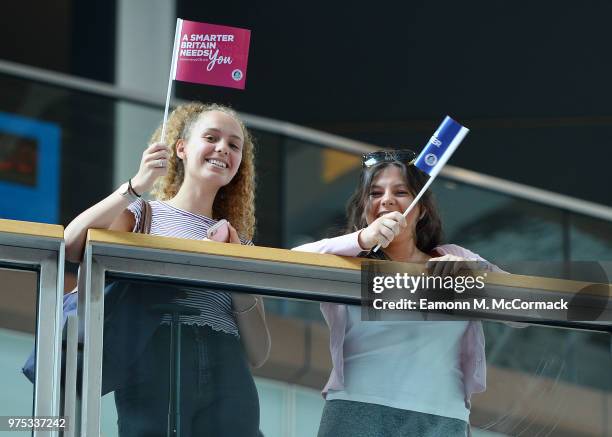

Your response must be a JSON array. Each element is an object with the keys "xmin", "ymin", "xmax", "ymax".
[{"xmin": 414, "ymin": 116, "xmax": 469, "ymax": 178}]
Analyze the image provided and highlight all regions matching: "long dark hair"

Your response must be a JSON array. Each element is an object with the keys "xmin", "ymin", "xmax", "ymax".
[{"xmin": 345, "ymin": 161, "xmax": 443, "ymax": 253}]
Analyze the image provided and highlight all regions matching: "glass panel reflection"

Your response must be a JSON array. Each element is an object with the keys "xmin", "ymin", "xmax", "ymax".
[
  {"xmin": 570, "ymin": 213, "xmax": 612, "ymax": 260},
  {"xmin": 476, "ymin": 323, "xmax": 612, "ymax": 436},
  {"xmin": 102, "ymin": 281, "xmax": 274, "ymax": 437},
  {"xmin": 433, "ymin": 181, "xmax": 565, "ymax": 261},
  {"xmin": 95, "ymin": 277, "xmax": 611, "ymax": 437},
  {"xmin": 0, "ymin": 267, "xmax": 37, "ymax": 436}
]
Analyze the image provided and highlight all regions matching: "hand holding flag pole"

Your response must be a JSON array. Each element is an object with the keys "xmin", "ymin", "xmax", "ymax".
[{"xmin": 371, "ymin": 116, "xmax": 469, "ymax": 252}]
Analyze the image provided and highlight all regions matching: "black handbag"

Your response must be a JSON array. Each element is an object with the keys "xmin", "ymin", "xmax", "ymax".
[{"xmin": 22, "ymin": 201, "xmax": 181, "ymax": 394}]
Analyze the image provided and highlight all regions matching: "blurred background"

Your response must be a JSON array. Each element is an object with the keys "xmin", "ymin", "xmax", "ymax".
[{"xmin": 1, "ymin": 1, "xmax": 611, "ymax": 436}]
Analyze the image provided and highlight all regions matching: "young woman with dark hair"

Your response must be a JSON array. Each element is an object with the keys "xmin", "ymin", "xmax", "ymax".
[{"xmin": 295, "ymin": 150, "xmax": 503, "ymax": 437}]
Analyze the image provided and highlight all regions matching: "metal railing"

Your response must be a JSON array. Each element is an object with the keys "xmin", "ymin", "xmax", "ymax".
[
  {"xmin": 76, "ymin": 229, "xmax": 610, "ymax": 437},
  {"xmin": 0, "ymin": 219, "xmax": 610, "ymax": 436},
  {"xmin": 0, "ymin": 219, "xmax": 64, "ymax": 437}
]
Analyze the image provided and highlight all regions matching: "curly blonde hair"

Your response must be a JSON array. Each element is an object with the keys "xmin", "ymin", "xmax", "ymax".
[{"xmin": 149, "ymin": 102, "xmax": 256, "ymax": 240}]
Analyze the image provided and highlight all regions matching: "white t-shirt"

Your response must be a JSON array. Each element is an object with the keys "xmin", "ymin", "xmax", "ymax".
[{"xmin": 326, "ymin": 305, "xmax": 470, "ymax": 421}]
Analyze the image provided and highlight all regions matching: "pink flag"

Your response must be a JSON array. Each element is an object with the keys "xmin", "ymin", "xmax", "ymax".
[{"xmin": 172, "ymin": 19, "xmax": 251, "ymax": 90}]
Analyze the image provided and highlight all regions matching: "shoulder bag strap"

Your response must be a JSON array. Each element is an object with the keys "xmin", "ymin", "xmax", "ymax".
[{"xmin": 135, "ymin": 200, "xmax": 152, "ymax": 234}]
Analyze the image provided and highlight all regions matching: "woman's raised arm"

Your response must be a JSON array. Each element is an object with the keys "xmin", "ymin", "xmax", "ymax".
[{"xmin": 64, "ymin": 143, "xmax": 169, "ymax": 262}]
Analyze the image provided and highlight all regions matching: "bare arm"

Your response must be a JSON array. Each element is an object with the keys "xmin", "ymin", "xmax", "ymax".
[
  {"xmin": 64, "ymin": 192, "xmax": 135, "ymax": 262},
  {"xmin": 233, "ymin": 294, "xmax": 271, "ymax": 368},
  {"xmin": 226, "ymin": 223, "xmax": 271, "ymax": 368},
  {"xmin": 64, "ymin": 143, "xmax": 169, "ymax": 263}
]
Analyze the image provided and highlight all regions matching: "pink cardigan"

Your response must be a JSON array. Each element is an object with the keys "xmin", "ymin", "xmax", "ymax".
[{"xmin": 293, "ymin": 231, "xmax": 503, "ymax": 404}]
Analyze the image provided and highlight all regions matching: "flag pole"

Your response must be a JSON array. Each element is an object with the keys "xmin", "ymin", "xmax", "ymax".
[{"xmin": 160, "ymin": 18, "xmax": 183, "ymax": 144}]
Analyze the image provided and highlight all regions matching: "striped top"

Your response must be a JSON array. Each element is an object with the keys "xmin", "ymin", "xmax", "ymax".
[{"xmin": 128, "ymin": 199, "xmax": 251, "ymax": 337}]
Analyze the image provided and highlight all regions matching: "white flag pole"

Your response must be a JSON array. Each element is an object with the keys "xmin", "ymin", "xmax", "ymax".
[{"xmin": 160, "ymin": 18, "xmax": 183, "ymax": 144}]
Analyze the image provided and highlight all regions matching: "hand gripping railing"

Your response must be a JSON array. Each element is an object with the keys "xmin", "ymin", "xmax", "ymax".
[
  {"xmin": 0, "ymin": 219, "xmax": 64, "ymax": 437},
  {"xmin": 73, "ymin": 229, "xmax": 611, "ymax": 437}
]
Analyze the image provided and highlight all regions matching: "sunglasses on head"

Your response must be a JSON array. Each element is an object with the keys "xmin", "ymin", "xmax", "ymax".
[{"xmin": 361, "ymin": 149, "xmax": 417, "ymax": 168}]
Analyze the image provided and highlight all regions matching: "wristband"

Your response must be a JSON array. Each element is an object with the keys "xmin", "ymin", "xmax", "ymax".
[
  {"xmin": 232, "ymin": 296, "xmax": 259, "ymax": 315},
  {"xmin": 128, "ymin": 178, "xmax": 142, "ymax": 197}
]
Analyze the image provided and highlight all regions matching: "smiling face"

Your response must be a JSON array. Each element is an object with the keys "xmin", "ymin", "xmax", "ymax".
[
  {"xmin": 176, "ymin": 110, "xmax": 244, "ymax": 188},
  {"xmin": 365, "ymin": 164, "xmax": 421, "ymax": 243},
  {"xmin": 345, "ymin": 160, "xmax": 443, "ymax": 253}
]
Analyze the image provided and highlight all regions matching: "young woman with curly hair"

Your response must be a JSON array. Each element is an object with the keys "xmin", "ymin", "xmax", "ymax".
[{"xmin": 65, "ymin": 102, "xmax": 269, "ymax": 436}]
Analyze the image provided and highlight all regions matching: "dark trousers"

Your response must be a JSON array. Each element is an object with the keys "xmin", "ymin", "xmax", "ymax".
[{"xmin": 114, "ymin": 324, "xmax": 260, "ymax": 437}]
